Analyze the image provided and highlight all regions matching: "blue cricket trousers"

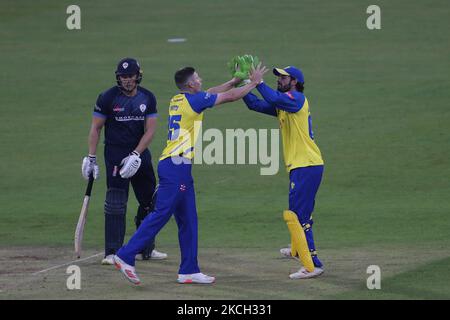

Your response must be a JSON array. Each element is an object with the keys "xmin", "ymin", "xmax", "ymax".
[
  {"xmin": 117, "ymin": 157, "xmax": 200, "ymax": 274},
  {"xmin": 289, "ymin": 165, "xmax": 324, "ymax": 254}
]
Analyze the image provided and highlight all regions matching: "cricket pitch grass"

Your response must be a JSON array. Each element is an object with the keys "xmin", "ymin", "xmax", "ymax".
[{"xmin": 1, "ymin": 245, "xmax": 449, "ymax": 300}]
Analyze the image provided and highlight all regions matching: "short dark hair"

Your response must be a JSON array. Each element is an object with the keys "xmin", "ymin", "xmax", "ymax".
[{"xmin": 175, "ymin": 67, "xmax": 195, "ymax": 89}]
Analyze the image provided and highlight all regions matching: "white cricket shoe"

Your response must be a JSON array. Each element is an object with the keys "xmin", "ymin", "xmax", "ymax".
[
  {"xmin": 177, "ymin": 272, "xmax": 215, "ymax": 284},
  {"xmin": 289, "ymin": 267, "xmax": 324, "ymax": 279},
  {"xmin": 136, "ymin": 249, "xmax": 168, "ymax": 260},
  {"xmin": 280, "ymin": 247, "xmax": 292, "ymax": 258},
  {"xmin": 151, "ymin": 249, "xmax": 168, "ymax": 260},
  {"xmin": 113, "ymin": 255, "xmax": 141, "ymax": 285},
  {"xmin": 280, "ymin": 246, "xmax": 300, "ymax": 261},
  {"xmin": 101, "ymin": 254, "xmax": 115, "ymax": 265}
]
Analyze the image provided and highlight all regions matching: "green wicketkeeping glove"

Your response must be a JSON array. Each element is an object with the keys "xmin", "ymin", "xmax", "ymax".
[
  {"xmin": 227, "ymin": 54, "xmax": 260, "ymax": 86},
  {"xmin": 227, "ymin": 55, "xmax": 247, "ymax": 87},
  {"xmin": 249, "ymin": 55, "xmax": 260, "ymax": 69},
  {"xmin": 245, "ymin": 55, "xmax": 260, "ymax": 70},
  {"xmin": 237, "ymin": 55, "xmax": 260, "ymax": 78},
  {"xmin": 234, "ymin": 56, "xmax": 251, "ymax": 80},
  {"xmin": 227, "ymin": 55, "xmax": 240, "ymax": 78}
]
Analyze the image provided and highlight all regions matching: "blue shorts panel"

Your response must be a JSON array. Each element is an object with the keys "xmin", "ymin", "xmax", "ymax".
[{"xmin": 289, "ymin": 165, "xmax": 324, "ymax": 224}]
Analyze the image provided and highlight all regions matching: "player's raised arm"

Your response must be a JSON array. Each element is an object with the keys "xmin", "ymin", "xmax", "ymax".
[
  {"xmin": 214, "ymin": 63, "xmax": 268, "ymax": 106},
  {"xmin": 256, "ymin": 82, "xmax": 303, "ymax": 112},
  {"xmin": 206, "ymin": 77, "xmax": 242, "ymax": 94},
  {"xmin": 242, "ymin": 92, "xmax": 277, "ymax": 117}
]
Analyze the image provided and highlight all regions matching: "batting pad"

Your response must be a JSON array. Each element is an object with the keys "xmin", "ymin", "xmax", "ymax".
[
  {"xmin": 283, "ymin": 210, "xmax": 315, "ymax": 272},
  {"xmin": 105, "ymin": 188, "xmax": 127, "ymax": 251}
]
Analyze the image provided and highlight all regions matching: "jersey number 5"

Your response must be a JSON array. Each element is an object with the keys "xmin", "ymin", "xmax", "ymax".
[{"xmin": 168, "ymin": 115, "xmax": 182, "ymax": 140}]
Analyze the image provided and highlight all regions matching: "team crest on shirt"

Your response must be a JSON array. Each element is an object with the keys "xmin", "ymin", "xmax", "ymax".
[
  {"xmin": 122, "ymin": 62, "xmax": 129, "ymax": 69},
  {"xmin": 139, "ymin": 104, "xmax": 147, "ymax": 113}
]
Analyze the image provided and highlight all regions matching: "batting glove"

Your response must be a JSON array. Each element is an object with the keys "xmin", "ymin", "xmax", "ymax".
[
  {"xmin": 119, "ymin": 151, "xmax": 141, "ymax": 179},
  {"xmin": 81, "ymin": 155, "xmax": 99, "ymax": 180}
]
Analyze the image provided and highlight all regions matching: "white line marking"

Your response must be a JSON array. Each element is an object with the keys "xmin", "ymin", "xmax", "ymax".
[
  {"xmin": 167, "ymin": 38, "xmax": 186, "ymax": 43},
  {"xmin": 32, "ymin": 252, "xmax": 103, "ymax": 276}
]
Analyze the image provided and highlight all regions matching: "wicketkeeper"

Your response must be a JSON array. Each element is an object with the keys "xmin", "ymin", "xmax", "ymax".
[
  {"xmin": 232, "ymin": 55, "xmax": 325, "ymax": 279},
  {"xmin": 81, "ymin": 57, "xmax": 167, "ymax": 264}
]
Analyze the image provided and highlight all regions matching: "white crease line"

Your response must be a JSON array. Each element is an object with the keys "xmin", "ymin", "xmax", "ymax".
[{"xmin": 32, "ymin": 252, "xmax": 103, "ymax": 276}]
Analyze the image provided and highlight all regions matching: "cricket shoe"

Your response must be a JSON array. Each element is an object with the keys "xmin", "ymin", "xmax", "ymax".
[
  {"xmin": 280, "ymin": 246, "xmax": 300, "ymax": 261},
  {"xmin": 135, "ymin": 249, "xmax": 168, "ymax": 261},
  {"xmin": 280, "ymin": 247, "xmax": 292, "ymax": 258},
  {"xmin": 101, "ymin": 254, "xmax": 115, "ymax": 265},
  {"xmin": 113, "ymin": 255, "xmax": 141, "ymax": 285},
  {"xmin": 289, "ymin": 267, "xmax": 324, "ymax": 279},
  {"xmin": 177, "ymin": 272, "xmax": 215, "ymax": 284}
]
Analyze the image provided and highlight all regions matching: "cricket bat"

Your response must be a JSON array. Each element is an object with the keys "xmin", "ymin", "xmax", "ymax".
[{"xmin": 74, "ymin": 174, "xmax": 95, "ymax": 258}]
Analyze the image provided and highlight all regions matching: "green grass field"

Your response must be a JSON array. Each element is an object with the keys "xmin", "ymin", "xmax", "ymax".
[{"xmin": 0, "ymin": 0, "xmax": 449, "ymax": 300}]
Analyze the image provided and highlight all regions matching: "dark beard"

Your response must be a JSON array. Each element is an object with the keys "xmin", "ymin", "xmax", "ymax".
[{"xmin": 277, "ymin": 83, "xmax": 290, "ymax": 93}]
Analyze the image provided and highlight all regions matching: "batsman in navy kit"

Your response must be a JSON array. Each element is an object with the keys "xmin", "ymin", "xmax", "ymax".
[{"xmin": 81, "ymin": 58, "xmax": 167, "ymax": 264}]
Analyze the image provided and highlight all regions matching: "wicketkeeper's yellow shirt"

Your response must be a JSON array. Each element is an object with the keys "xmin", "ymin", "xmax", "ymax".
[{"xmin": 243, "ymin": 83, "xmax": 323, "ymax": 172}]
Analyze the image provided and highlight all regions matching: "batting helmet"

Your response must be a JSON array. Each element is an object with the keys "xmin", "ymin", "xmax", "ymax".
[{"xmin": 115, "ymin": 57, "xmax": 143, "ymax": 89}]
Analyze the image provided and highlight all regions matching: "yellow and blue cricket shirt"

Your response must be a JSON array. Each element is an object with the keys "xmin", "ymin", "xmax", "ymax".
[
  {"xmin": 160, "ymin": 91, "xmax": 217, "ymax": 161},
  {"xmin": 243, "ymin": 83, "xmax": 324, "ymax": 172}
]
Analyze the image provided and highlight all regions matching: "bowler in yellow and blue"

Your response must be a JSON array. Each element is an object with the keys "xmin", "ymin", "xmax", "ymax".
[{"xmin": 113, "ymin": 64, "xmax": 267, "ymax": 284}]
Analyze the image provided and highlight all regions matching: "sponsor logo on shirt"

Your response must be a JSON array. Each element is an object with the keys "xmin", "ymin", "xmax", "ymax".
[
  {"xmin": 113, "ymin": 105, "xmax": 124, "ymax": 112},
  {"xmin": 115, "ymin": 116, "xmax": 145, "ymax": 121}
]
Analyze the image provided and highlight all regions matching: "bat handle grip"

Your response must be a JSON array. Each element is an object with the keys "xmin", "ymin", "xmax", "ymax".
[{"xmin": 85, "ymin": 173, "xmax": 94, "ymax": 196}]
